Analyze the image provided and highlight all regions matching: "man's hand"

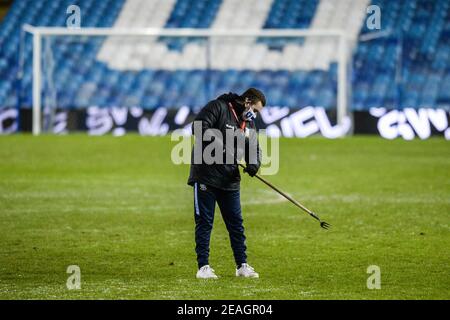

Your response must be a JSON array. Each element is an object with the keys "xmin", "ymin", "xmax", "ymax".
[{"xmin": 243, "ymin": 164, "xmax": 259, "ymax": 177}]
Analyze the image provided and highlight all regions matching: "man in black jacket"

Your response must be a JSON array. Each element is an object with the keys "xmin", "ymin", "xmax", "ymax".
[{"xmin": 188, "ymin": 88, "xmax": 266, "ymax": 279}]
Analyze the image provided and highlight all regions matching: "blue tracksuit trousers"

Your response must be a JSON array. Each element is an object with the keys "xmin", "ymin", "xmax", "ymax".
[{"xmin": 193, "ymin": 182, "xmax": 247, "ymax": 269}]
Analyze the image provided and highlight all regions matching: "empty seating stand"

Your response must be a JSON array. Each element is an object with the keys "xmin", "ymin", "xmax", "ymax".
[{"xmin": 0, "ymin": 0, "xmax": 448, "ymax": 111}]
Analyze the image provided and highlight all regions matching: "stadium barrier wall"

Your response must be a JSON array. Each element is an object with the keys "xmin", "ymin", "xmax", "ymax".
[{"xmin": 0, "ymin": 107, "xmax": 449, "ymax": 140}]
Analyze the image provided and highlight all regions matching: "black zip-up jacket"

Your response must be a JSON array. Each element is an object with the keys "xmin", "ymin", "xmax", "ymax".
[{"xmin": 187, "ymin": 93, "xmax": 261, "ymax": 191}]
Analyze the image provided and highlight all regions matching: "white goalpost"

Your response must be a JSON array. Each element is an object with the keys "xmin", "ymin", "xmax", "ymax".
[{"xmin": 22, "ymin": 25, "xmax": 350, "ymax": 136}]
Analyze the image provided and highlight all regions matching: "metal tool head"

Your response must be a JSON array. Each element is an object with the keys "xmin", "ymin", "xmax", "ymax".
[{"xmin": 320, "ymin": 221, "xmax": 331, "ymax": 230}]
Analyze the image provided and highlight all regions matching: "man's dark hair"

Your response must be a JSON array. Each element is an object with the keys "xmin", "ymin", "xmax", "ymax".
[{"xmin": 241, "ymin": 88, "xmax": 266, "ymax": 107}]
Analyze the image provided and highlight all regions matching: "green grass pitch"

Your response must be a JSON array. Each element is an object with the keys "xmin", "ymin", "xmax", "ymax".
[{"xmin": 0, "ymin": 135, "xmax": 449, "ymax": 299}]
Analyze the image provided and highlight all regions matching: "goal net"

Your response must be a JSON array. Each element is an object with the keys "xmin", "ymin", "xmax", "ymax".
[{"xmin": 21, "ymin": 26, "xmax": 351, "ymax": 136}]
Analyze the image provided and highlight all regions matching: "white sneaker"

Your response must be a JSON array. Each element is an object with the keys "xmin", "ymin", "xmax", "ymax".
[
  {"xmin": 236, "ymin": 263, "xmax": 259, "ymax": 278},
  {"xmin": 196, "ymin": 265, "xmax": 218, "ymax": 279}
]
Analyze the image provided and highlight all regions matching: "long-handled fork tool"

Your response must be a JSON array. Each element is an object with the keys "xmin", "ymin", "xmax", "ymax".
[{"xmin": 239, "ymin": 164, "xmax": 331, "ymax": 230}]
